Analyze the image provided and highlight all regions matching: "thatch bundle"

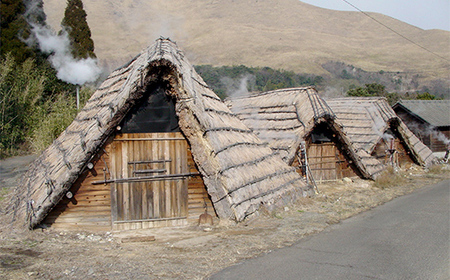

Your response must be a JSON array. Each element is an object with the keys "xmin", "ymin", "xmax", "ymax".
[
  {"xmin": 327, "ymin": 97, "xmax": 436, "ymax": 171},
  {"xmin": 226, "ymin": 87, "xmax": 335, "ymax": 163},
  {"xmin": 7, "ymin": 38, "xmax": 308, "ymax": 230}
]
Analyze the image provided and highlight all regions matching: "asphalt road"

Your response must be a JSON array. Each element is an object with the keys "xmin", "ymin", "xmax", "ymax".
[{"xmin": 209, "ymin": 180, "xmax": 450, "ymax": 280}]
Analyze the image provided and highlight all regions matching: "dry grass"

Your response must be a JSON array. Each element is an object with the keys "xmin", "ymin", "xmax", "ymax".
[
  {"xmin": 43, "ymin": 0, "xmax": 450, "ymax": 80},
  {"xmin": 0, "ymin": 164, "xmax": 449, "ymax": 279},
  {"xmin": 373, "ymin": 166, "xmax": 408, "ymax": 189}
]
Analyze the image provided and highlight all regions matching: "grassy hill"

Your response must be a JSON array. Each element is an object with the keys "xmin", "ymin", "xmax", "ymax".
[{"xmin": 43, "ymin": 0, "xmax": 449, "ymax": 81}]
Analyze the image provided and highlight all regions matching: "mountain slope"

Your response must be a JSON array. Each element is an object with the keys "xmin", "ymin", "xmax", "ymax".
[{"xmin": 43, "ymin": 0, "xmax": 449, "ymax": 79}]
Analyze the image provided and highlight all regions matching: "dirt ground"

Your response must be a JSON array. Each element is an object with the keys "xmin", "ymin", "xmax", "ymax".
[{"xmin": 0, "ymin": 156, "xmax": 449, "ymax": 279}]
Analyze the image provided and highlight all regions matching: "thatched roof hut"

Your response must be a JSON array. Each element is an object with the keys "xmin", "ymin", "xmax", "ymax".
[
  {"xmin": 226, "ymin": 87, "xmax": 335, "ymax": 163},
  {"xmin": 393, "ymin": 100, "xmax": 450, "ymax": 152},
  {"xmin": 7, "ymin": 39, "xmax": 308, "ymax": 230},
  {"xmin": 226, "ymin": 87, "xmax": 381, "ymax": 181},
  {"xmin": 327, "ymin": 97, "xmax": 436, "ymax": 172}
]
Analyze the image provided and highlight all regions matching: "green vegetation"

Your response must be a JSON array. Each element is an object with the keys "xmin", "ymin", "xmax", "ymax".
[
  {"xmin": 0, "ymin": 52, "xmax": 93, "ymax": 158},
  {"xmin": 416, "ymin": 92, "xmax": 436, "ymax": 100},
  {"xmin": 347, "ymin": 83, "xmax": 438, "ymax": 105},
  {"xmin": 0, "ymin": 0, "xmax": 33, "ymax": 63},
  {"xmin": 195, "ymin": 65, "xmax": 323, "ymax": 99},
  {"xmin": 0, "ymin": 0, "xmax": 97, "ymax": 158},
  {"xmin": 61, "ymin": 0, "xmax": 96, "ymax": 59}
]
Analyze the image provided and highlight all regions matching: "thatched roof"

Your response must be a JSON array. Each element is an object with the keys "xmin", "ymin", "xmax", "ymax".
[
  {"xmin": 226, "ymin": 88, "xmax": 386, "ymax": 179},
  {"xmin": 393, "ymin": 100, "xmax": 450, "ymax": 128},
  {"xmin": 327, "ymin": 97, "xmax": 436, "ymax": 169},
  {"xmin": 8, "ymin": 38, "xmax": 307, "ymax": 230},
  {"xmin": 226, "ymin": 87, "xmax": 335, "ymax": 164}
]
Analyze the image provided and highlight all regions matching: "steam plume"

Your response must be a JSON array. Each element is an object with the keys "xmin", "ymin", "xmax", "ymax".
[{"xmin": 31, "ymin": 24, "xmax": 101, "ymax": 85}]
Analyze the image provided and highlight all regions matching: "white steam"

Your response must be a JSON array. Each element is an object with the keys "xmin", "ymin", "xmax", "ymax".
[
  {"xmin": 222, "ymin": 75, "xmax": 254, "ymax": 99},
  {"xmin": 428, "ymin": 126, "xmax": 450, "ymax": 145},
  {"xmin": 31, "ymin": 24, "xmax": 101, "ymax": 85}
]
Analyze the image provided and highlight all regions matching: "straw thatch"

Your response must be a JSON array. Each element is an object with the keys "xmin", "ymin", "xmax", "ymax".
[
  {"xmin": 226, "ymin": 87, "xmax": 335, "ymax": 163},
  {"xmin": 327, "ymin": 97, "xmax": 436, "ymax": 171},
  {"xmin": 7, "ymin": 38, "xmax": 308, "ymax": 230},
  {"xmin": 227, "ymin": 90, "xmax": 435, "ymax": 180},
  {"xmin": 226, "ymin": 88, "xmax": 386, "ymax": 179}
]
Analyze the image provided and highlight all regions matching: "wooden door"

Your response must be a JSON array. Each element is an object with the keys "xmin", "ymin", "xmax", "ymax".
[
  {"xmin": 307, "ymin": 142, "xmax": 338, "ymax": 181},
  {"xmin": 305, "ymin": 142, "xmax": 357, "ymax": 181},
  {"xmin": 110, "ymin": 132, "xmax": 189, "ymax": 222}
]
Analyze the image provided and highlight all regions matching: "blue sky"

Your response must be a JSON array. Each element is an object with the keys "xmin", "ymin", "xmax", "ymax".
[{"xmin": 300, "ymin": 0, "xmax": 450, "ymax": 31}]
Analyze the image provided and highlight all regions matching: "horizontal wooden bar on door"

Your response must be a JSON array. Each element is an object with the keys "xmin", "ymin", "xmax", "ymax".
[
  {"xmin": 113, "ymin": 138, "xmax": 186, "ymax": 141},
  {"xmin": 308, "ymin": 160, "xmax": 345, "ymax": 165},
  {"xmin": 310, "ymin": 167, "xmax": 338, "ymax": 171},
  {"xmin": 133, "ymin": 169, "xmax": 167, "ymax": 175},
  {"xmin": 113, "ymin": 216, "xmax": 187, "ymax": 224},
  {"xmin": 128, "ymin": 160, "xmax": 172, "ymax": 164},
  {"xmin": 92, "ymin": 172, "xmax": 201, "ymax": 185}
]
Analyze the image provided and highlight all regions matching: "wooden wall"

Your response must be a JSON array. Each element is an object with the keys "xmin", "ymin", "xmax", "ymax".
[
  {"xmin": 396, "ymin": 109, "xmax": 449, "ymax": 152},
  {"xmin": 187, "ymin": 148, "xmax": 216, "ymax": 223},
  {"xmin": 304, "ymin": 141, "xmax": 357, "ymax": 181},
  {"xmin": 372, "ymin": 137, "xmax": 414, "ymax": 166},
  {"xmin": 44, "ymin": 133, "xmax": 216, "ymax": 232},
  {"xmin": 43, "ymin": 145, "xmax": 112, "ymax": 232}
]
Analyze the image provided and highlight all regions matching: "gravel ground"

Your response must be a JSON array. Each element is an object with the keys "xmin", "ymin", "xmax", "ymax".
[{"xmin": 0, "ymin": 156, "xmax": 448, "ymax": 280}]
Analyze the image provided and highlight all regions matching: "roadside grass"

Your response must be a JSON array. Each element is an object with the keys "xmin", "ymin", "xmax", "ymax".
[
  {"xmin": 0, "ymin": 187, "xmax": 9, "ymax": 201},
  {"xmin": 373, "ymin": 166, "xmax": 408, "ymax": 189}
]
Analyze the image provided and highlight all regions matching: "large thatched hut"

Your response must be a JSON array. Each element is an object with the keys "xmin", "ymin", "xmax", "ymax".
[
  {"xmin": 7, "ymin": 39, "xmax": 308, "ymax": 231},
  {"xmin": 226, "ymin": 87, "xmax": 376, "ymax": 181},
  {"xmin": 327, "ymin": 97, "xmax": 436, "ymax": 173}
]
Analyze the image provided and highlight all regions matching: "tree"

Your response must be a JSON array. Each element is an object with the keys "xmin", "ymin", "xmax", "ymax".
[
  {"xmin": 416, "ymin": 92, "xmax": 436, "ymax": 100},
  {"xmin": 0, "ymin": 0, "xmax": 33, "ymax": 62},
  {"xmin": 61, "ymin": 0, "xmax": 96, "ymax": 59},
  {"xmin": 347, "ymin": 83, "xmax": 387, "ymax": 97}
]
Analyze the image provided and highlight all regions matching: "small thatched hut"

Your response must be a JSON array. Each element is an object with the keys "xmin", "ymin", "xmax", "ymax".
[
  {"xmin": 226, "ymin": 87, "xmax": 372, "ymax": 181},
  {"xmin": 327, "ymin": 97, "xmax": 436, "ymax": 174},
  {"xmin": 7, "ymin": 39, "xmax": 308, "ymax": 231},
  {"xmin": 393, "ymin": 100, "xmax": 450, "ymax": 153}
]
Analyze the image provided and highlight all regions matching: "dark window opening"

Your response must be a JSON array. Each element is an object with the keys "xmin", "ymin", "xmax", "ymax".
[
  {"xmin": 121, "ymin": 85, "xmax": 180, "ymax": 133},
  {"xmin": 310, "ymin": 122, "xmax": 334, "ymax": 143}
]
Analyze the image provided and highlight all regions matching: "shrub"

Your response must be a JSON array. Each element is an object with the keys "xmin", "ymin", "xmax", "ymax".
[{"xmin": 373, "ymin": 167, "xmax": 407, "ymax": 189}]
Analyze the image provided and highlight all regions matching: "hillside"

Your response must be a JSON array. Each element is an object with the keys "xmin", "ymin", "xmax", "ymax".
[{"xmin": 43, "ymin": 0, "xmax": 449, "ymax": 80}]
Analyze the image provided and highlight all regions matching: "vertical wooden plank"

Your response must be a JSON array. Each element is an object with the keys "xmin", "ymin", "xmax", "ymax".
[
  {"xmin": 133, "ymin": 139, "xmax": 142, "ymax": 220},
  {"xmin": 152, "ymin": 134, "xmax": 160, "ymax": 219},
  {"xmin": 116, "ymin": 139, "xmax": 124, "ymax": 221},
  {"xmin": 172, "ymin": 133, "xmax": 177, "ymax": 218},
  {"xmin": 336, "ymin": 145, "xmax": 343, "ymax": 179},
  {"xmin": 141, "ymin": 138, "xmax": 149, "ymax": 219},
  {"xmin": 180, "ymin": 137, "xmax": 188, "ymax": 217},
  {"xmin": 109, "ymin": 141, "xmax": 118, "ymax": 223},
  {"xmin": 164, "ymin": 133, "xmax": 171, "ymax": 218},
  {"xmin": 129, "ymin": 139, "xmax": 137, "ymax": 220},
  {"xmin": 175, "ymin": 137, "xmax": 182, "ymax": 217},
  {"xmin": 122, "ymin": 140, "xmax": 130, "ymax": 221}
]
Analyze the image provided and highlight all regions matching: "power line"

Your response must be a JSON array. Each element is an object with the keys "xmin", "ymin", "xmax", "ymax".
[{"xmin": 340, "ymin": 0, "xmax": 450, "ymax": 62}]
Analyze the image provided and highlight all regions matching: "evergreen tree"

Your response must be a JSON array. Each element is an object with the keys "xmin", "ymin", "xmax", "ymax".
[
  {"xmin": 61, "ymin": 0, "xmax": 96, "ymax": 59},
  {"xmin": 0, "ymin": 0, "xmax": 48, "ymax": 62},
  {"xmin": 0, "ymin": 0, "xmax": 32, "ymax": 62}
]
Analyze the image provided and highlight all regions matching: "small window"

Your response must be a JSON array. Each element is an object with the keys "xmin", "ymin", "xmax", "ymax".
[{"xmin": 121, "ymin": 85, "xmax": 180, "ymax": 133}]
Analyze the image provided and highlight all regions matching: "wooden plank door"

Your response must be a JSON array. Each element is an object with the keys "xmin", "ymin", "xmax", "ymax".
[
  {"xmin": 110, "ymin": 132, "xmax": 189, "ymax": 222},
  {"xmin": 307, "ymin": 142, "xmax": 338, "ymax": 181}
]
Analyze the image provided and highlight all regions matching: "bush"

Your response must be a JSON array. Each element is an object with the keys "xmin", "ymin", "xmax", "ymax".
[
  {"xmin": 0, "ymin": 55, "xmax": 47, "ymax": 157},
  {"xmin": 0, "ymin": 54, "xmax": 92, "ymax": 157},
  {"xmin": 373, "ymin": 167, "xmax": 406, "ymax": 189},
  {"xmin": 29, "ymin": 93, "xmax": 77, "ymax": 152}
]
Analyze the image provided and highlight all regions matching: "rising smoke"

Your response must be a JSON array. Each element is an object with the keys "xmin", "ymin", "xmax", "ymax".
[
  {"xmin": 221, "ymin": 75, "xmax": 255, "ymax": 99},
  {"xmin": 31, "ymin": 24, "xmax": 101, "ymax": 85},
  {"xmin": 23, "ymin": 1, "xmax": 101, "ymax": 86}
]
